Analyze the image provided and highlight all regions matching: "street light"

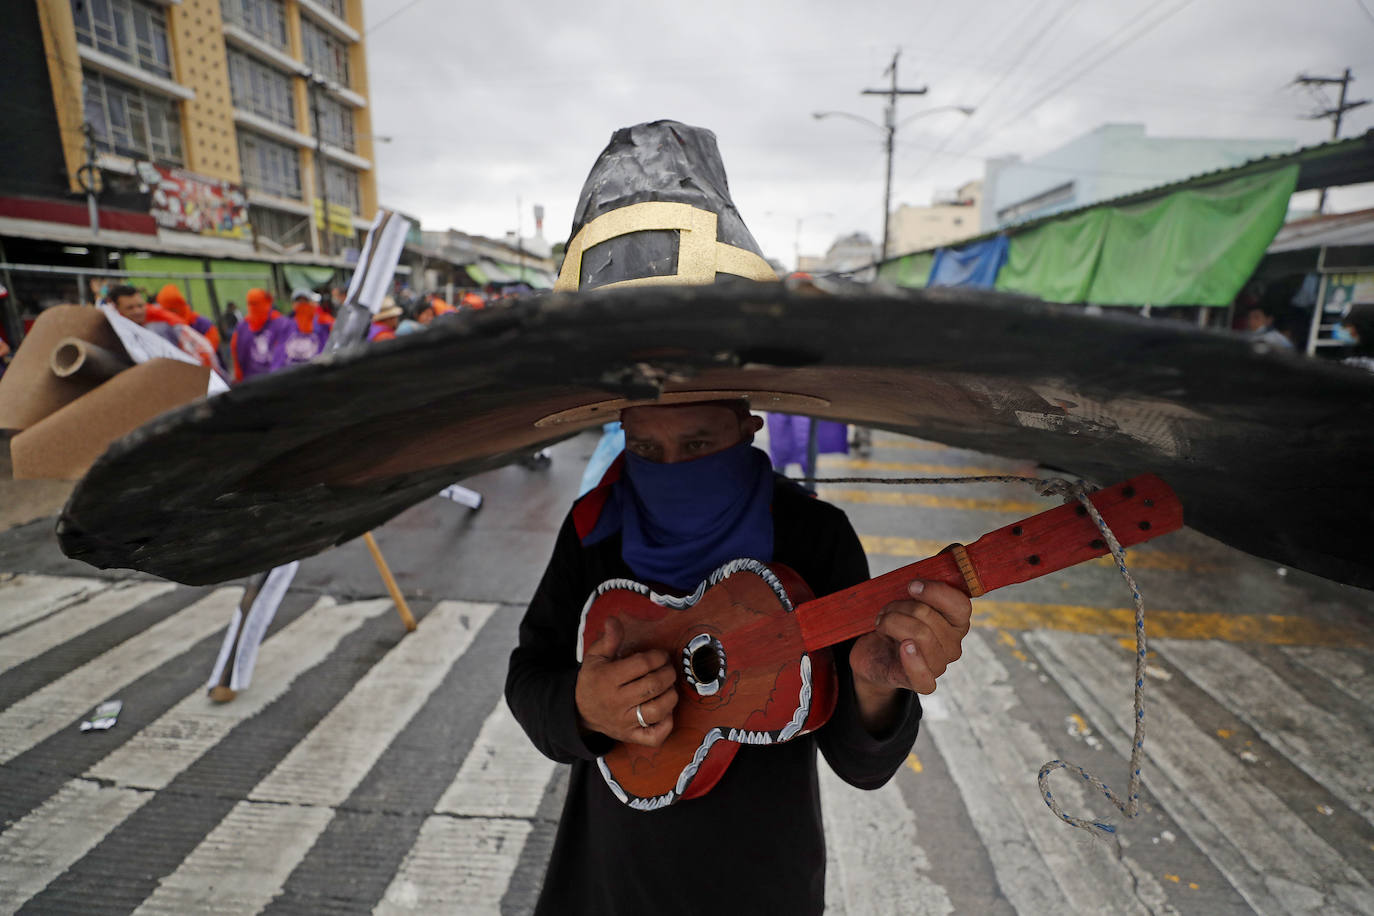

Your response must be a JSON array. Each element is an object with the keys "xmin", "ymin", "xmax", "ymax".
[{"xmin": 814, "ymin": 103, "xmax": 974, "ymax": 263}]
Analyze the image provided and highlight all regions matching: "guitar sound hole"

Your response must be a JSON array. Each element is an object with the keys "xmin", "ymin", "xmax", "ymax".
[
  {"xmin": 683, "ymin": 633, "xmax": 727, "ymax": 697},
  {"xmin": 691, "ymin": 644, "xmax": 721, "ymax": 683}
]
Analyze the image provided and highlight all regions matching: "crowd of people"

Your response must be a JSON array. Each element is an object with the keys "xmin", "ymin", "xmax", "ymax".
[{"xmin": 80, "ymin": 282, "xmax": 485, "ymax": 384}]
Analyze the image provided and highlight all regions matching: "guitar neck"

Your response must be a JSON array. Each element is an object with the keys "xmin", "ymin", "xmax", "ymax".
[{"xmin": 796, "ymin": 474, "xmax": 1182, "ymax": 653}]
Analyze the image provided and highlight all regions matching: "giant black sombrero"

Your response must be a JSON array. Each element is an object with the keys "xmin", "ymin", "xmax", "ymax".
[{"xmin": 57, "ymin": 121, "xmax": 1374, "ymax": 588}]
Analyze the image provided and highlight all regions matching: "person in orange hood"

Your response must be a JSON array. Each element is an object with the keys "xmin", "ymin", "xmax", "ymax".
[
  {"xmin": 230, "ymin": 288, "xmax": 283, "ymax": 381},
  {"xmin": 270, "ymin": 288, "xmax": 331, "ymax": 369},
  {"xmin": 156, "ymin": 284, "xmax": 220, "ymax": 349}
]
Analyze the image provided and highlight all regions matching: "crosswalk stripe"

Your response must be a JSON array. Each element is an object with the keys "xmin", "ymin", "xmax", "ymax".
[
  {"xmin": 132, "ymin": 599, "xmax": 497, "ymax": 916},
  {"xmin": 819, "ymin": 764, "xmax": 953, "ymax": 915},
  {"xmin": 435, "ymin": 700, "xmax": 556, "ymax": 818},
  {"xmin": 821, "ymin": 487, "xmax": 1047, "ymax": 514},
  {"xmin": 376, "ymin": 698, "xmax": 558, "ymax": 912},
  {"xmin": 818, "ymin": 456, "xmax": 1012, "ymax": 477},
  {"xmin": 374, "ymin": 816, "xmax": 534, "ymax": 916},
  {"xmin": 1155, "ymin": 639, "xmax": 1374, "ymax": 828},
  {"xmin": 868, "ymin": 437, "xmax": 950, "ymax": 451},
  {"xmin": 1281, "ymin": 646, "xmax": 1374, "ymax": 711},
  {"xmin": 0, "ymin": 588, "xmax": 241, "ymax": 765},
  {"xmin": 858, "ymin": 534, "xmax": 1211, "ymax": 574},
  {"xmin": 929, "ymin": 630, "xmax": 1166, "ymax": 914},
  {"xmin": 1025, "ymin": 630, "xmax": 1374, "ymax": 913},
  {"xmin": 0, "ymin": 581, "xmax": 174, "ymax": 677},
  {"xmin": 0, "ymin": 575, "xmax": 114, "ymax": 637},
  {"xmin": 0, "ymin": 596, "xmax": 393, "ymax": 912}
]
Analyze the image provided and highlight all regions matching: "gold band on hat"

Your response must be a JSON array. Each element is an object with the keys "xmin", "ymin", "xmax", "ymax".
[{"xmin": 555, "ymin": 201, "xmax": 777, "ymax": 292}]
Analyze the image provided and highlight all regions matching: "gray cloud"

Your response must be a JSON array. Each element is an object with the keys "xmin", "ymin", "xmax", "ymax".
[{"xmin": 364, "ymin": 0, "xmax": 1374, "ymax": 265}]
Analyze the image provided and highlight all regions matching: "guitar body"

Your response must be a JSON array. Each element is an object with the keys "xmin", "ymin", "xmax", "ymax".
[
  {"xmin": 577, "ymin": 559, "xmax": 837, "ymax": 810},
  {"xmin": 577, "ymin": 473, "xmax": 1183, "ymax": 811}
]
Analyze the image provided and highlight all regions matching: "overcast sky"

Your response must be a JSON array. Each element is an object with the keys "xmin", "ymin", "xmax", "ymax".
[{"xmin": 361, "ymin": 0, "xmax": 1374, "ymax": 268}]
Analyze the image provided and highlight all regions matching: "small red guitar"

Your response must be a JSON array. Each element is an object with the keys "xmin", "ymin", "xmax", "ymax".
[{"xmin": 577, "ymin": 474, "xmax": 1182, "ymax": 811}]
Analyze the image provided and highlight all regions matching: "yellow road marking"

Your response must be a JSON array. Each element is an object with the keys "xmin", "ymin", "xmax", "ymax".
[
  {"xmin": 1216, "ymin": 729, "xmax": 1233, "ymax": 740},
  {"xmin": 905, "ymin": 753, "xmax": 923, "ymax": 774},
  {"xmin": 820, "ymin": 487, "xmax": 1047, "ymax": 514},
  {"xmin": 973, "ymin": 601, "xmax": 1374, "ymax": 649},
  {"xmin": 818, "ymin": 456, "xmax": 1013, "ymax": 477},
  {"xmin": 869, "ymin": 437, "xmax": 949, "ymax": 452},
  {"xmin": 857, "ymin": 534, "xmax": 1212, "ymax": 573},
  {"xmin": 1166, "ymin": 875, "xmax": 1181, "ymax": 884},
  {"xmin": 997, "ymin": 630, "xmax": 1017, "ymax": 647},
  {"xmin": 1189, "ymin": 883, "xmax": 1199, "ymax": 891}
]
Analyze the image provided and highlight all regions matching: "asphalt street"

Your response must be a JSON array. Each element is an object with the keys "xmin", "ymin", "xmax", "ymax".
[{"xmin": 1, "ymin": 426, "xmax": 1373, "ymax": 914}]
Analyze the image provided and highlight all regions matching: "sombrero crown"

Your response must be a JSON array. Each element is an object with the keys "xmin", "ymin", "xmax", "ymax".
[{"xmin": 555, "ymin": 120, "xmax": 777, "ymax": 292}]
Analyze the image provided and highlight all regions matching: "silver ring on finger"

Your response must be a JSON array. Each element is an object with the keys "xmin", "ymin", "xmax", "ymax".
[{"xmin": 635, "ymin": 704, "xmax": 649, "ymax": 729}]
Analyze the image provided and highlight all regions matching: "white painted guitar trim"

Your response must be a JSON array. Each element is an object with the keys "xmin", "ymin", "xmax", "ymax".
[{"xmin": 577, "ymin": 558, "xmax": 812, "ymax": 811}]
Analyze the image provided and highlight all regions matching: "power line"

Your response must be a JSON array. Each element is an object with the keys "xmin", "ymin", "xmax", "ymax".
[
  {"xmin": 896, "ymin": 0, "xmax": 1082, "ymax": 202},
  {"xmin": 365, "ymin": 0, "xmax": 426, "ymax": 35},
  {"xmin": 961, "ymin": 0, "xmax": 1198, "ymax": 156},
  {"xmin": 1355, "ymin": 0, "xmax": 1374, "ymax": 27}
]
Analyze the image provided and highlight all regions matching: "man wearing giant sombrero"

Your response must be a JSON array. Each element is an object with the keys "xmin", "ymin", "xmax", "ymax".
[{"xmin": 503, "ymin": 121, "xmax": 969, "ymax": 914}]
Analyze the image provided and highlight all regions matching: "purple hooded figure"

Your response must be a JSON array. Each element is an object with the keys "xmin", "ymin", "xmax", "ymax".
[
  {"xmin": 270, "ymin": 291, "xmax": 331, "ymax": 370},
  {"xmin": 765, "ymin": 414, "xmax": 849, "ymax": 477}
]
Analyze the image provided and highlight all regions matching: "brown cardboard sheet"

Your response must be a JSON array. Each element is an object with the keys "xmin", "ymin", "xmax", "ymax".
[
  {"xmin": 11, "ymin": 358, "xmax": 209, "ymax": 480},
  {"xmin": 0, "ymin": 306, "xmax": 127, "ymax": 430}
]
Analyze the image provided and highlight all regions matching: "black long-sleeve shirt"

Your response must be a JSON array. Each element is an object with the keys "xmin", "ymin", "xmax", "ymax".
[{"xmin": 505, "ymin": 477, "xmax": 922, "ymax": 915}]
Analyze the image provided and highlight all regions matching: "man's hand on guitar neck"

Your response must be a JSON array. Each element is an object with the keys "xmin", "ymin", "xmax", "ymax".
[
  {"xmin": 576, "ymin": 617, "xmax": 680, "ymax": 747},
  {"xmin": 848, "ymin": 580, "xmax": 973, "ymax": 735}
]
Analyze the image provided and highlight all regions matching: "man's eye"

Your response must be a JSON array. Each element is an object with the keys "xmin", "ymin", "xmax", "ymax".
[{"xmin": 684, "ymin": 440, "xmax": 710, "ymax": 452}]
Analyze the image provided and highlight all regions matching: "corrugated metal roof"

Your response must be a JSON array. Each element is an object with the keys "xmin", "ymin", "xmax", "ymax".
[{"xmin": 1267, "ymin": 207, "xmax": 1374, "ymax": 253}]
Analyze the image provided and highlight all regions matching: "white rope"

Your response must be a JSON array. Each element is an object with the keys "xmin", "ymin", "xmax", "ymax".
[{"xmin": 799, "ymin": 472, "xmax": 1147, "ymax": 836}]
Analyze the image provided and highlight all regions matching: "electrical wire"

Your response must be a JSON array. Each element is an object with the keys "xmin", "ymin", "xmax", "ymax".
[{"xmin": 965, "ymin": 0, "xmax": 1199, "ymax": 153}]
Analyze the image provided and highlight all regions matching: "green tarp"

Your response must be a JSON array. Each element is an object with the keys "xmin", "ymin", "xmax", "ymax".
[
  {"xmin": 121, "ymin": 254, "xmax": 213, "ymax": 317},
  {"xmin": 877, "ymin": 251, "xmax": 933, "ymax": 288},
  {"xmin": 997, "ymin": 164, "xmax": 1299, "ymax": 307},
  {"xmin": 209, "ymin": 260, "xmax": 275, "ymax": 312},
  {"xmin": 283, "ymin": 264, "xmax": 336, "ymax": 295}
]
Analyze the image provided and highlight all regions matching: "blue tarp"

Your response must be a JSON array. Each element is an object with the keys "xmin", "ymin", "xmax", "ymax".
[{"xmin": 928, "ymin": 235, "xmax": 1010, "ymax": 288}]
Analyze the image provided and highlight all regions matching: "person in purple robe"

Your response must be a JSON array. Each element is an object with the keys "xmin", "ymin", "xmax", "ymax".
[
  {"xmin": 230, "ymin": 288, "xmax": 281, "ymax": 382},
  {"xmin": 269, "ymin": 288, "xmax": 331, "ymax": 370},
  {"xmin": 765, "ymin": 414, "xmax": 849, "ymax": 478}
]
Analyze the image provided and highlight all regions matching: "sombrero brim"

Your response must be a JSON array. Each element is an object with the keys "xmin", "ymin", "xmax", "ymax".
[{"xmin": 57, "ymin": 283, "xmax": 1374, "ymax": 588}]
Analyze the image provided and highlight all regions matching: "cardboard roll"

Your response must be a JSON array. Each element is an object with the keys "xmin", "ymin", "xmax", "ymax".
[{"xmin": 57, "ymin": 283, "xmax": 1374, "ymax": 588}]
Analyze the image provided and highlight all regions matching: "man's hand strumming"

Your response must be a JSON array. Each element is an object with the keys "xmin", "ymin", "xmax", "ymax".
[{"xmin": 576, "ymin": 616, "xmax": 679, "ymax": 747}]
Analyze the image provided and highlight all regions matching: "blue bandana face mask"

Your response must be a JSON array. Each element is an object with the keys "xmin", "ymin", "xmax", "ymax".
[{"xmin": 606, "ymin": 440, "xmax": 776, "ymax": 592}]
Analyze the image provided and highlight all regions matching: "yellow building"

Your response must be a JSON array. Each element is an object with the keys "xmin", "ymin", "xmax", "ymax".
[{"xmin": 35, "ymin": 0, "xmax": 378, "ymax": 259}]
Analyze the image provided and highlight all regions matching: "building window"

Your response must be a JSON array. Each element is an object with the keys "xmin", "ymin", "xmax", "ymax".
[
  {"xmin": 248, "ymin": 203, "xmax": 311, "ymax": 247},
  {"xmin": 301, "ymin": 19, "xmax": 350, "ymax": 87},
  {"xmin": 311, "ymin": 92, "xmax": 354, "ymax": 151},
  {"xmin": 82, "ymin": 69, "xmax": 183, "ymax": 163},
  {"xmin": 316, "ymin": 0, "xmax": 347, "ymax": 19},
  {"xmin": 227, "ymin": 50, "xmax": 296, "ymax": 129},
  {"xmin": 322, "ymin": 161, "xmax": 360, "ymax": 213},
  {"xmin": 220, "ymin": 0, "xmax": 288, "ymax": 48},
  {"xmin": 71, "ymin": 0, "xmax": 174, "ymax": 79},
  {"xmin": 237, "ymin": 130, "xmax": 302, "ymax": 199}
]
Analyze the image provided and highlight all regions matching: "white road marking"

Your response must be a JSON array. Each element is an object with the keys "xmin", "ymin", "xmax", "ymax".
[
  {"xmin": 0, "ymin": 580, "xmax": 174, "ymax": 676},
  {"xmin": 374, "ymin": 816, "xmax": 532, "ymax": 915},
  {"xmin": 0, "ymin": 597, "xmax": 393, "ymax": 912},
  {"xmin": 1027, "ymin": 630, "xmax": 1374, "ymax": 915},
  {"xmin": 1279, "ymin": 646, "xmax": 1374, "ymax": 721},
  {"xmin": 932, "ymin": 631, "xmax": 1167, "ymax": 915},
  {"xmin": 820, "ymin": 764, "xmax": 953, "ymax": 916},
  {"xmin": 377, "ymin": 697, "xmax": 558, "ymax": 912},
  {"xmin": 1157, "ymin": 639, "xmax": 1374, "ymax": 828},
  {"xmin": 133, "ymin": 600, "xmax": 497, "ymax": 916},
  {"xmin": 0, "ymin": 588, "xmax": 241, "ymax": 765},
  {"xmin": 0, "ymin": 575, "xmax": 115, "ymax": 637},
  {"xmin": 435, "ymin": 700, "xmax": 557, "ymax": 819}
]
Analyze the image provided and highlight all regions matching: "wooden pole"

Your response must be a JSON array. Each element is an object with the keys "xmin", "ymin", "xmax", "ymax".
[{"xmin": 362, "ymin": 531, "xmax": 417, "ymax": 631}]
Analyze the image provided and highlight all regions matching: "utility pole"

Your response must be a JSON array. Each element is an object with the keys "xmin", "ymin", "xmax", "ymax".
[
  {"xmin": 862, "ymin": 51, "xmax": 926, "ymax": 262},
  {"xmin": 310, "ymin": 76, "xmax": 330, "ymax": 256},
  {"xmin": 1295, "ymin": 68, "xmax": 1369, "ymax": 213},
  {"xmin": 76, "ymin": 122, "xmax": 101, "ymax": 242}
]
